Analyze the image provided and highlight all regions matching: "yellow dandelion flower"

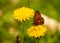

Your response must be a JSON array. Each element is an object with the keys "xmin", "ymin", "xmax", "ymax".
[
  {"xmin": 13, "ymin": 7, "xmax": 34, "ymax": 21},
  {"xmin": 27, "ymin": 25, "xmax": 47, "ymax": 38}
]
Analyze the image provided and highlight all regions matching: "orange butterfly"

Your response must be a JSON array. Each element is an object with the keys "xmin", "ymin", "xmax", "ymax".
[{"xmin": 33, "ymin": 10, "xmax": 44, "ymax": 25}]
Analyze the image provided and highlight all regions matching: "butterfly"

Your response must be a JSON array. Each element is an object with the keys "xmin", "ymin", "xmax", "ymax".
[{"xmin": 33, "ymin": 10, "xmax": 44, "ymax": 25}]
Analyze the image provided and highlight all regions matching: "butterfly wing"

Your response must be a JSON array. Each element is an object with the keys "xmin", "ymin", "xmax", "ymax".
[
  {"xmin": 33, "ymin": 11, "xmax": 44, "ymax": 25},
  {"xmin": 38, "ymin": 17, "xmax": 44, "ymax": 25}
]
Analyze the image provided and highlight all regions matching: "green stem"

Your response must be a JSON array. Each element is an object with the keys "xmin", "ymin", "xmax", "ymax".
[
  {"xmin": 36, "ymin": 38, "xmax": 40, "ymax": 43},
  {"xmin": 21, "ymin": 21, "xmax": 25, "ymax": 43}
]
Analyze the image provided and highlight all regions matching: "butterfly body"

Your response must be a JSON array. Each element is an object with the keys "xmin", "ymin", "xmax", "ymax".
[{"xmin": 33, "ymin": 10, "xmax": 44, "ymax": 26}]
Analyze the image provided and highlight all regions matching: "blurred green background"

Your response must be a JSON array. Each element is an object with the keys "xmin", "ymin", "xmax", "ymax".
[{"xmin": 0, "ymin": 0, "xmax": 60, "ymax": 43}]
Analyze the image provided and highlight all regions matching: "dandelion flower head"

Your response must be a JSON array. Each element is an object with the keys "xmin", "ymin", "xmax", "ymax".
[
  {"xmin": 13, "ymin": 7, "xmax": 34, "ymax": 21},
  {"xmin": 27, "ymin": 25, "xmax": 47, "ymax": 38}
]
